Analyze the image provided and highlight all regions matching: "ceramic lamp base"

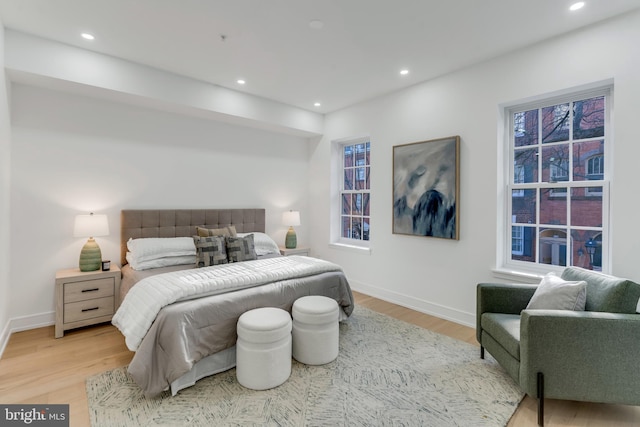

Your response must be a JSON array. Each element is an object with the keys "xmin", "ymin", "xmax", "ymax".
[
  {"xmin": 285, "ymin": 227, "xmax": 297, "ymax": 249},
  {"xmin": 79, "ymin": 238, "xmax": 102, "ymax": 272}
]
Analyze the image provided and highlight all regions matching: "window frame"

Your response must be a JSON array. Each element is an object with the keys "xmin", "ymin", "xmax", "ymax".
[
  {"xmin": 498, "ymin": 85, "xmax": 611, "ymax": 276},
  {"xmin": 331, "ymin": 136, "xmax": 371, "ymax": 251}
]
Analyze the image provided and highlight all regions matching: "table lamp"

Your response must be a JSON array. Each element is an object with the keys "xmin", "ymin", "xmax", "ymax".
[
  {"xmin": 282, "ymin": 210, "xmax": 300, "ymax": 249},
  {"xmin": 74, "ymin": 213, "xmax": 109, "ymax": 271}
]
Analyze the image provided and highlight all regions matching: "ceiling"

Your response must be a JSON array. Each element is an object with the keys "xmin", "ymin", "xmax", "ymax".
[{"xmin": 1, "ymin": 0, "xmax": 640, "ymax": 114}]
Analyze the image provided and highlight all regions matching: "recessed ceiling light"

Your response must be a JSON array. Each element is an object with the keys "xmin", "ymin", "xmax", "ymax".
[
  {"xmin": 309, "ymin": 20, "xmax": 324, "ymax": 30},
  {"xmin": 569, "ymin": 2, "xmax": 585, "ymax": 11},
  {"xmin": 314, "ymin": 102, "xmax": 321, "ymax": 107},
  {"xmin": 81, "ymin": 33, "xmax": 95, "ymax": 40},
  {"xmin": 237, "ymin": 79, "xmax": 246, "ymax": 85},
  {"xmin": 400, "ymin": 69, "xmax": 409, "ymax": 75}
]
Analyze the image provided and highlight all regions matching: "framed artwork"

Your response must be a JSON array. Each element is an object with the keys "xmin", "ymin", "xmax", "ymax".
[{"xmin": 393, "ymin": 135, "xmax": 460, "ymax": 240}]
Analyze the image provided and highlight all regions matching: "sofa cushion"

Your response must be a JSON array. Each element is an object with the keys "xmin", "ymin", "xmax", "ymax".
[
  {"xmin": 480, "ymin": 332, "xmax": 521, "ymax": 384},
  {"xmin": 561, "ymin": 267, "xmax": 640, "ymax": 314},
  {"xmin": 526, "ymin": 273, "xmax": 587, "ymax": 311},
  {"xmin": 481, "ymin": 313, "xmax": 521, "ymax": 361}
]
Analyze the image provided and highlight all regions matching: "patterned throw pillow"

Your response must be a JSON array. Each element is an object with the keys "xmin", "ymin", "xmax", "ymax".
[
  {"xmin": 196, "ymin": 225, "xmax": 237, "ymax": 238},
  {"xmin": 193, "ymin": 235, "xmax": 228, "ymax": 267},
  {"xmin": 226, "ymin": 234, "xmax": 257, "ymax": 263}
]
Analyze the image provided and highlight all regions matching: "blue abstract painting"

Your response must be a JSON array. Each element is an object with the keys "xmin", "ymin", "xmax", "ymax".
[{"xmin": 393, "ymin": 136, "xmax": 460, "ymax": 239}]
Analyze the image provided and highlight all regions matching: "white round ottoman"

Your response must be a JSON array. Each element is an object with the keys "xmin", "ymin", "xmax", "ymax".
[
  {"xmin": 292, "ymin": 295, "xmax": 340, "ymax": 365},
  {"xmin": 236, "ymin": 307, "xmax": 292, "ymax": 390}
]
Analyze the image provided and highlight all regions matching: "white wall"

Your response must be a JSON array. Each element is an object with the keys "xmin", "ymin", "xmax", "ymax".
[
  {"xmin": 5, "ymin": 30, "xmax": 324, "ymax": 138},
  {"xmin": 0, "ymin": 17, "xmax": 12, "ymax": 352},
  {"xmin": 8, "ymin": 84, "xmax": 311, "ymax": 325},
  {"xmin": 310, "ymin": 10, "xmax": 640, "ymax": 326}
]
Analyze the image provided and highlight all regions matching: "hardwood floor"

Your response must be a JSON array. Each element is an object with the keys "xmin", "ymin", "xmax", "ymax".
[
  {"xmin": 0, "ymin": 323, "xmax": 132, "ymax": 426},
  {"xmin": 0, "ymin": 291, "xmax": 638, "ymax": 426}
]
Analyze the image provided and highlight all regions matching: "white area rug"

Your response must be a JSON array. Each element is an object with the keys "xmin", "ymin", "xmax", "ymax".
[{"xmin": 86, "ymin": 306, "xmax": 523, "ymax": 426}]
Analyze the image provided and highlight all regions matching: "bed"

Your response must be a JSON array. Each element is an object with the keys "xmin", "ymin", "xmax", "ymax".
[{"xmin": 112, "ymin": 208, "xmax": 354, "ymax": 397}]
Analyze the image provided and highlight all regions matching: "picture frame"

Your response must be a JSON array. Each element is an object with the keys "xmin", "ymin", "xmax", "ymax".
[{"xmin": 392, "ymin": 135, "xmax": 460, "ymax": 240}]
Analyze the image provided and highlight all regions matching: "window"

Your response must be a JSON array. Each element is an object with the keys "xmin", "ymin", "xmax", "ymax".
[
  {"xmin": 513, "ymin": 164, "xmax": 525, "ymax": 197},
  {"xmin": 587, "ymin": 155, "xmax": 604, "ymax": 175},
  {"xmin": 586, "ymin": 155, "xmax": 604, "ymax": 196},
  {"xmin": 511, "ymin": 215, "xmax": 524, "ymax": 256},
  {"xmin": 338, "ymin": 139, "xmax": 371, "ymax": 245},
  {"xmin": 587, "ymin": 155, "xmax": 604, "ymax": 177},
  {"xmin": 549, "ymin": 157, "xmax": 569, "ymax": 197},
  {"xmin": 549, "ymin": 158, "xmax": 569, "ymax": 182},
  {"xmin": 504, "ymin": 87, "xmax": 610, "ymax": 273}
]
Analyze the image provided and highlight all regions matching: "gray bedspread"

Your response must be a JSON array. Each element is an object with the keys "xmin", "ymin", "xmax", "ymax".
[{"xmin": 125, "ymin": 268, "xmax": 354, "ymax": 397}]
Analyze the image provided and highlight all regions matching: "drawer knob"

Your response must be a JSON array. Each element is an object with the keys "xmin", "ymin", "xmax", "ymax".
[
  {"xmin": 81, "ymin": 307, "xmax": 100, "ymax": 312},
  {"xmin": 81, "ymin": 288, "xmax": 100, "ymax": 293}
]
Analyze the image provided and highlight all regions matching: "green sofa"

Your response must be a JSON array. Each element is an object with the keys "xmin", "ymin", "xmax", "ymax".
[{"xmin": 477, "ymin": 266, "xmax": 640, "ymax": 426}]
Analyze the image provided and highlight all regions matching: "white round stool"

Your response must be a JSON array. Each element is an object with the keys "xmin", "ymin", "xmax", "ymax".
[
  {"xmin": 292, "ymin": 295, "xmax": 340, "ymax": 365},
  {"xmin": 236, "ymin": 307, "xmax": 292, "ymax": 390}
]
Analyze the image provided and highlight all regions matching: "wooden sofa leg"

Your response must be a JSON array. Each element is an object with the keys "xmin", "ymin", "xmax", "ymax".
[
  {"xmin": 480, "ymin": 346, "xmax": 485, "ymax": 359},
  {"xmin": 537, "ymin": 372, "xmax": 544, "ymax": 426}
]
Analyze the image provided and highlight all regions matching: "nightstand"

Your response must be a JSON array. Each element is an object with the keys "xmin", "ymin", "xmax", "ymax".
[
  {"xmin": 55, "ymin": 265, "xmax": 121, "ymax": 338},
  {"xmin": 279, "ymin": 246, "xmax": 310, "ymax": 257}
]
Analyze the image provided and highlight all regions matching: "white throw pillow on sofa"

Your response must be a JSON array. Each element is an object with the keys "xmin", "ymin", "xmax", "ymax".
[{"xmin": 526, "ymin": 272, "xmax": 587, "ymax": 311}]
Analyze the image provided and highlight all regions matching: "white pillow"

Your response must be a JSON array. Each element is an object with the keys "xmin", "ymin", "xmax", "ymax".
[
  {"xmin": 237, "ymin": 232, "xmax": 280, "ymax": 256},
  {"xmin": 126, "ymin": 237, "xmax": 196, "ymax": 263},
  {"xmin": 526, "ymin": 272, "xmax": 587, "ymax": 311},
  {"xmin": 126, "ymin": 253, "xmax": 196, "ymax": 271}
]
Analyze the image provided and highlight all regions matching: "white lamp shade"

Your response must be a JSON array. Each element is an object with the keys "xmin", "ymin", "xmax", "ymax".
[
  {"xmin": 73, "ymin": 214, "xmax": 109, "ymax": 238},
  {"xmin": 282, "ymin": 211, "xmax": 301, "ymax": 227}
]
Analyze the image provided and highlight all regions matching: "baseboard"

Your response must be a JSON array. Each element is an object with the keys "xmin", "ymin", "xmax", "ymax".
[
  {"xmin": 350, "ymin": 280, "xmax": 475, "ymax": 328},
  {"xmin": 0, "ymin": 311, "xmax": 55, "ymax": 358},
  {"xmin": 0, "ymin": 320, "xmax": 10, "ymax": 359},
  {"xmin": 9, "ymin": 311, "xmax": 55, "ymax": 333}
]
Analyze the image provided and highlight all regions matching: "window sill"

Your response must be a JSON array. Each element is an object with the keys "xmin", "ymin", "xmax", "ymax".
[
  {"xmin": 329, "ymin": 242, "xmax": 371, "ymax": 255},
  {"xmin": 491, "ymin": 267, "xmax": 543, "ymax": 284}
]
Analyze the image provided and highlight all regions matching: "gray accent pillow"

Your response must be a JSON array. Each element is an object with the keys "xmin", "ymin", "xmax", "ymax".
[
  {"xmin": 526, "ymin": 273, "xmax": 587, "ymax": 311},
  {"xmin": 226, "ymin": 234, "xmax": 257, "ymax": 263},
  {"xmin": 193, "ymin": 235, "xmax": 228, "ymax": 267}
]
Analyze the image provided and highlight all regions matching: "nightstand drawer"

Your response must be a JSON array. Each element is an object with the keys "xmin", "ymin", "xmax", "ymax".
[
  {"xmin": 64, "ymin": 278, "xmax": 114, "ymax": 303},
  {"xmin": 64, "ymin": 296, "xmax": 115, "ymax": 323}
]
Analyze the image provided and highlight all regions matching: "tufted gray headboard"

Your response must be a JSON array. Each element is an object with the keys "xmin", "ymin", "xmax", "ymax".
[{"xmin": 120, "ymin": 209, "xmax": 266, "ymax": 265}]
